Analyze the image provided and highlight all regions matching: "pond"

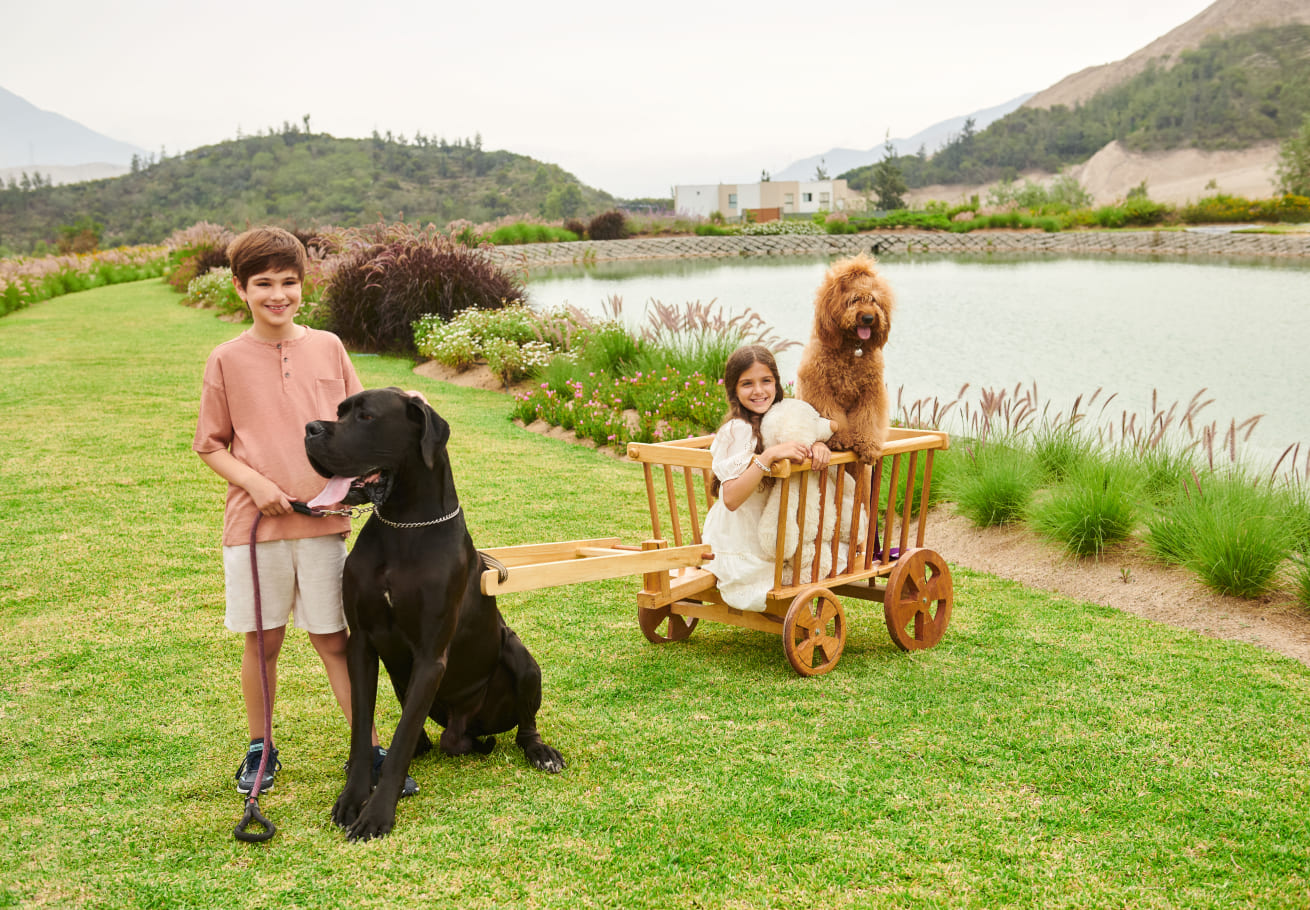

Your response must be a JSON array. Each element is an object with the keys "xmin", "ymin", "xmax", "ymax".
[{"xmin": 525, "ymin": 253, "xmax": 1310, "ymax": 464}]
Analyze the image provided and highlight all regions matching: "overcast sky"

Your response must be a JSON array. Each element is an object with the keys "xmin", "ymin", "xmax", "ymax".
[{"xmin": 2, "ymin": 0, "xmax": 1217, "ymax": 198}]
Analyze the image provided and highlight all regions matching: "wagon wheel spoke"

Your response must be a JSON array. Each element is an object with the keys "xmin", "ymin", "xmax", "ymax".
[
  {"xmin": 638, "ymin": 604, "xmax": 698, "ymax": 644},
  {"xmin": 783, "ymin": 587, "xmax": 846, "ymax": 677},
  {"xmin": 884, "ymin": 549, "xmax": 954, "ymax": 652}
]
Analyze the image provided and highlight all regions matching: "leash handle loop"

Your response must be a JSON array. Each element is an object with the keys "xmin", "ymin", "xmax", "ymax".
[{"xmin": 234, "ymin": 798, "xmax": 276, "ymax": 843}]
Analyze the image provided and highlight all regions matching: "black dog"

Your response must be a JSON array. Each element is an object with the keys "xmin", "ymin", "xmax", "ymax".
[{"xmin": 305, "ymin": 388, "xmax": 564, "ymax": 841}]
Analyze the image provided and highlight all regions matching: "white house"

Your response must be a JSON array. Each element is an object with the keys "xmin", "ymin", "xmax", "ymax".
[{"xmin": 674, "ymin": 179, "xmax": 863, "ymax": 220}]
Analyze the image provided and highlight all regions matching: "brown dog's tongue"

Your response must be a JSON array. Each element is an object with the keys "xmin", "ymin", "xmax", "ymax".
[
  {"xmin": 308, "ymin": 475, "xmax": 356, "ymax": 509},
  {"xmin": 857, "ymin": 327, "xmax": 872, "ymax": 341}
]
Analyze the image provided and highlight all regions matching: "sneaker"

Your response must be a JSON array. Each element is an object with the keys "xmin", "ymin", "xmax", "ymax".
[
  {"xmin": 235, "ymin": 739, "xmax": 280, "ymax": 795},
  {"xmin": 373, "ymin": 745, "xmax": 419, "ymax": 798}
]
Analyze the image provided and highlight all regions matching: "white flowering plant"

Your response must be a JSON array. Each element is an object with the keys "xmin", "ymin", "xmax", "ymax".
[
  {"xmin": 182, "ymin": 267, "xmax": 245, "ymax": 318},
  {"xmin": 413, "ymin": 303, "xmax": 587, "ymax": 380}
]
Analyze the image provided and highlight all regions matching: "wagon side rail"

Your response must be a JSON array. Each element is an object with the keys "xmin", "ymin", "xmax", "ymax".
[
  {"xmin": 479, "ymin": 538, "xmax": 710, "ymax": 596},
  {"xmin": 627, "ymin": 427, "xmax": 950, "ymax": 603}
]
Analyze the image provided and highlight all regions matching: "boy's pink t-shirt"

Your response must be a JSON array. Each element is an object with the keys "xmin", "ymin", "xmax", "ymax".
[{"xmin": 194, "ymin": 327, "xmax": 364, "ymax": 546}]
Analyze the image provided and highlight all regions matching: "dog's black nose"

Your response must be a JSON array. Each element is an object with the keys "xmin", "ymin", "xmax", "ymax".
[
  {"xmin": 860, "ymin": 313, "xmax": 876, "ymax": 325},
  {"xmin": 305, "ymin": 421, "xmax": 326, "ymax": 438}
]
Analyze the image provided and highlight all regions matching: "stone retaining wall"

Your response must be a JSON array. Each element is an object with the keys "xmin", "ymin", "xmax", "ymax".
[{"xmin": 488, "ymin": 230, "xmax": 1310, "ymax": 269}]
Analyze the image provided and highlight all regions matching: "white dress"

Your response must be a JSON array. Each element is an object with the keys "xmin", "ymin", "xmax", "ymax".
[{"xmin": 701, "ymin": 419, "xmax": 775, "ymax": 611}]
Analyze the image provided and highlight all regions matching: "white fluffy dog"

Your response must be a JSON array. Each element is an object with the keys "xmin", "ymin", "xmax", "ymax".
[{"xmin": 756, "ymin": 399, "xmax": 862, "ymax": 583}]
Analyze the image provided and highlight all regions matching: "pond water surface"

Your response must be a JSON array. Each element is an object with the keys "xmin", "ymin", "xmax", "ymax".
[{"xmin": 526, "ymin": 254, "xmax": 1310, "ymax": 463}]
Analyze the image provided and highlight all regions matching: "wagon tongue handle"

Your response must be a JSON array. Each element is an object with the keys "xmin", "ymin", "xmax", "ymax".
[{"xmin": 307, "ymin": 475, "xmax": 357, "ymax": 509}]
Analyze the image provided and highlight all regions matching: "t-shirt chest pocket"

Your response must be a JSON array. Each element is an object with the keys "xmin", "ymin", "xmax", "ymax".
[{"xmin": 316, "ymin": 378, "xmax": 346, "ymax": 419}]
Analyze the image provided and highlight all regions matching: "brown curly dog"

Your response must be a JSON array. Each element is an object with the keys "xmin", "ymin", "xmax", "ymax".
[{"xmin": 796, "ymin": 254, "xmax": 894, "ymax": 465}]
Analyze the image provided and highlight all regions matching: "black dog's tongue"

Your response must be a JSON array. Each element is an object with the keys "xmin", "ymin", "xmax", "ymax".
[{"xmin": 308, "ymin": 476, "xmax": 356, "ymax": 509}]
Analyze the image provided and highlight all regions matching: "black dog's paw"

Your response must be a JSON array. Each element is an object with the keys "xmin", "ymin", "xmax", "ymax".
[
  {"xmin": 473, "ymin": 736, "xmax": 496, "ymax": 755},
  {"xmin": 525, "ymin": 742, "xmax": 565, "ymax": 774},
  {"xmin": 331, "ymin": 787, "xmax": 368, "ymax": 830},
  {"xmin": 345, "ymin": 805, "xmax": 396, "ymax": 842}
]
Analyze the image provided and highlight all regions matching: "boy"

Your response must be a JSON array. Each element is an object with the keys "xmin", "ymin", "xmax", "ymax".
[{"xmin": 194, "ymin": 227, "xmax": 413, "ymax": 797}]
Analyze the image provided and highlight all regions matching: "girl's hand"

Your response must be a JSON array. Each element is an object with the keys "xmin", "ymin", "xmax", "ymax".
[
  {"xmin": 810, "ymin": 441, "xmax": 831, "ymax": 472},
  {"xmin": 761, "ymin": 441, "xmax": 809, "ymax": 468}
]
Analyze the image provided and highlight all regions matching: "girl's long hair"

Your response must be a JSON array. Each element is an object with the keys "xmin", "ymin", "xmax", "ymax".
[{"xmin": 711, "ymin": 345, "xmax": 784, "ymax": 498}]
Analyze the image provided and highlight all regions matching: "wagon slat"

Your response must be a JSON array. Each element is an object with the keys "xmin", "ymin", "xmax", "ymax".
[{"xmin": 480, "ymin": 542, "xmax": 711, "ymax": 595}]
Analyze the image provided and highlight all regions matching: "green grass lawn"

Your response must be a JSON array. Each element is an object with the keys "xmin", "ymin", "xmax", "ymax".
[{"xmin": 2, "ymin": 281, "xmax": 1309, "ymax": 909}]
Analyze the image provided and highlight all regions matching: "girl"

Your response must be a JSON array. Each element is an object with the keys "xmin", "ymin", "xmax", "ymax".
[{"xmin": 701, "ymin": 345, "xmax": 831, "ymax": 611}]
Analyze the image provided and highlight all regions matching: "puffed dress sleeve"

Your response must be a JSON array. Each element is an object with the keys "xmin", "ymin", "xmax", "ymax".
[{"xmin": 701, "ymin": 419, "xmax": 773, "ymax": 612}]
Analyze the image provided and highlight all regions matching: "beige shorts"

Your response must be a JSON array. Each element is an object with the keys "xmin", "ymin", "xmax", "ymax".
[{"xmin": 223, "ymin": 535, "xmax": 348, "ymax": 634}]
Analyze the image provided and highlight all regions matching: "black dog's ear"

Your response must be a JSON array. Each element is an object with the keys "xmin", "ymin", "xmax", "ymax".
[{"xmin": 403, "ymin": 393, "xmax": 450, "ymax": 469}]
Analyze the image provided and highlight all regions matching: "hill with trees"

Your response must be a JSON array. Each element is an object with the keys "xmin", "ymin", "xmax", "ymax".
[
  {"xmin": 843, "ymin": 24, "xmax": 1310, "ymax": 194},
  {"xmin": 0, "ymin": 124, "xmax": 615, "ymax": 253}
]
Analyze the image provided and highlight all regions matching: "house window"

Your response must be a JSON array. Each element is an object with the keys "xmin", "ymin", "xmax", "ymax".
[
  {"xmin": 728, "ymin": 193, "xmax": 738, "ymax": 207},
  {"xmin": 820, "ymin": 192, "xmax": 830, "ymax": 205},
  {"xmin": 784, "ymin": 193, "xmax": 794, "ymax": 205},
  {"xmin": 802, "ymin": 192, "xmax": 813, "ymax": 203}
]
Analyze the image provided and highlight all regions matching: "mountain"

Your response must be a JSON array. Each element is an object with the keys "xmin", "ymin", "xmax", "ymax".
[
  {"xmin": 841, "ymin": 8, "xmax": 1310, "ymax": 203},
  {"xmin": 771, "ymin": 93, "xmax": 1033, "ymax": 182},
  {"xmin": 0, "ymin": 129, "xmax": 614, "ymax": 252},
  {"xmin": 0, "ymin": 86, "xmax": 147, "ymax": 171},
  {"xmin": 1025, "ymin": 0, "xmax": 1310, "ymax": 110}
]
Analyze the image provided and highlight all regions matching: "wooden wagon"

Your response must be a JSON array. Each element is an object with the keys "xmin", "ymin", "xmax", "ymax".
[{"xmin": 480, "ymin": 426, "xmax": 954, "ymax": 676}]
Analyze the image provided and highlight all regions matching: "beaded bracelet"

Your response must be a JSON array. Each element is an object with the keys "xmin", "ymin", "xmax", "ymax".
[{"xmin": 753, "ymin": 457, "xmax": 770, "ymax": 473}]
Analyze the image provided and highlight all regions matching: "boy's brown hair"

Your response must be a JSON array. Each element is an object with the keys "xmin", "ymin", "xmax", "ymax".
[{"xmin": 227, "ymin": 227, "xmax": 307, "ymax": 288}]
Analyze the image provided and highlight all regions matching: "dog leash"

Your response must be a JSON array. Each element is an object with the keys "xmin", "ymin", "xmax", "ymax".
[
  {"xmin": 230, "ymin": 494, "xmax": 464, "ymax": 843},
  {"xmin": 233, "ymin": 510, "xmax": 277, "ymax": 843}
]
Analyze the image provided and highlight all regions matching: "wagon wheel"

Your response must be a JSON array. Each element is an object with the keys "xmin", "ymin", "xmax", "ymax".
[
  {"xmin": 638, "ymin": 604, "xmax": 698, "ymax": 643},
  {"xmin": 782, "ymin": 587, "xmax": 846, "ymax": 677},
  {"xmin": 883, "ymin": 548, "xmax": 953, "ymax": 651}
]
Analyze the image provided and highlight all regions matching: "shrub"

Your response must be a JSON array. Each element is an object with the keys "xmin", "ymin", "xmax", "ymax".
[
  {"xmin": 947, "ymin": 443, "xmax": 1038, "ymax": 527},
  {"xmin": 1029, "ymin": 458, "xmax": 1140, "ymax": 557},
  {"xmin": 1295, "ymin": 556, "xmax": 1310, "ymax": 609},
  {"xmin": 445, "ymin": 219, "xmax": 483, "ymax": 247},
  {"xmin": 824, "ymin": 213, "xmax": 860, "ymax": 234},
  {"xmin": 414, "ymin": 303, "xmax": 586, "ymax": 384},
  {"xmin": 1173, "ymin": 194, "xmax": 1310, "ymax": 225},
  {"xmin": 182, "ymin": 267, "xmax": 244, "ymax": 318},
  {"xmin": 852, "ymin": 211, "xmax": 952, "ymax": 231},
  {"xmin": 1131, "ymin": 442, "xmax": 1198, "ymax": 506},
  {"xmin": 483, "ymin": 336, "xmax": 556, "ymax": 387},
  {"xmin": 1030, "ymin": 425, "xmax": 1093, "ymax": 483},
  {"xmin": 563, "ymin": 218, "xmax": 587, "ymax": 239},
  {"xmin": 740, "ymin": 219, "xmax": 825, "ymax": 236},
  {"xmin": 587, "ymin": 211, "xmax": 630, "ymax": 241},
  {"xmin": 1092, "ymin": 196, "xmax": 1171, "ymax": 228},
  {"xmin": 695, "ymin": 223, "xmax": 739, "ymax": 236},
  {"xmin": 511, "ymin": 366, "xmax": 725, "ymax": 448},
  {"xmin": 488, "ymin": 223, "xmax": 579, "ymax": 245},
  {"xmin": 164, "ymin": 222, "xmax": 234, "ymax": 292},
  {"xmin": 57, "ymin": 216, "xmax": 103, "ymax": 254},
  {"xmin": 1144, "ymin": 472, "xmax": 1293, "ymax": 597},
  {"xmin": 574, "ymin": 320, "xmax": 644, "ymax": 376},
  {"xmin": 326, "ymin": 224, "xmax": 524, "ymax": 354}
]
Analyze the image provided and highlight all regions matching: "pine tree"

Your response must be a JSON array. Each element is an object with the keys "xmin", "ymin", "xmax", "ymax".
[{"xmin": 870, "ymin": 135, "xmax": 907, "ymax": 210}]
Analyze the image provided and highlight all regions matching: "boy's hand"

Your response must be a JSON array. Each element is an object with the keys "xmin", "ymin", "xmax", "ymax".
[{"xmin": 247, "ymin": 476, "xmax": 293, "ymax": 516}]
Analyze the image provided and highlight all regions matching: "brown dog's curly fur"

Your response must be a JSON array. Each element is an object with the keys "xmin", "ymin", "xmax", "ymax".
[{"xmin": 796, "ymin": 254, "xmax": 894, "ymax": 464}]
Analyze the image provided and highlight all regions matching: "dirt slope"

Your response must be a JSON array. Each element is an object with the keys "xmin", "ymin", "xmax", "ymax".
[{"xmin": 905, "ymin": 140, "xmax": 1280, "ymax": 207}]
